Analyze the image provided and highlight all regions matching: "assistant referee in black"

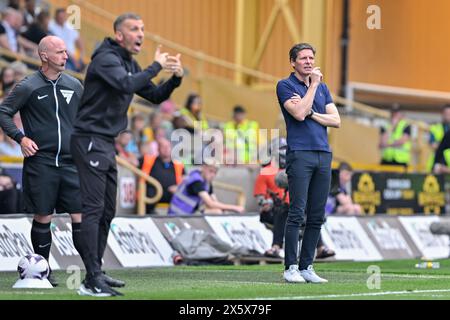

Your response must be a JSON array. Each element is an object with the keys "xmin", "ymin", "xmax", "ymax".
[
  {"xmin": 71, "ymin": 13, "xmax": 183, "ymax": 297},
  {"xmin": 0, "ymin": 36, "xmax": 84, "ymax": 287}
]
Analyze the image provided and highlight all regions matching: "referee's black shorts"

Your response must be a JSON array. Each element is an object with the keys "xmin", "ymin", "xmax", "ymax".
[{"xmin": 22, "ymin": 160, "xmax": 82, "ymax": 215}]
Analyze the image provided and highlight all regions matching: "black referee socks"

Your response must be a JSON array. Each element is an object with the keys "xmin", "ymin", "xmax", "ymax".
[{"xmin": 31, "ymin": 220, "xmax": 52, "ymax": 261}]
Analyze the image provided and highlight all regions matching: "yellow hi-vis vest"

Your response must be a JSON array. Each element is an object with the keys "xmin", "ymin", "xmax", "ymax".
[
  {"xmin": 443, "ymin": 149, "xmax": 450, "ymax": 168},
  {"xmin": 180, "ymin": 108, "xmax": 209, "ymax": 130},
  {"xmin": 223, "ymin": 119, "xmax": 259, "ymax": 164},
  {"xmin": 427, "ymin": 123, "xmax": 446, "ymax": 172},
  {"xmin": 381, "ymin": 119, "xmax": 411, "ymax": 164}
]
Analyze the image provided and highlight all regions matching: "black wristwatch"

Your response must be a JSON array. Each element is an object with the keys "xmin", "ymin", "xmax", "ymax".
[{"xmin": 307, "ymin": 109, "xmax": 315, "ymax": 118}]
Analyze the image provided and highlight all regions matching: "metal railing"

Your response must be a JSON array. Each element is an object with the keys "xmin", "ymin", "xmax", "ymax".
[
  {"xmin": 115, "ymin": 156, "xmax": 163, "ymax": 216},
  {"xmin": 213, "ymin": 181, "xmax": 247, "ymax": 208}
]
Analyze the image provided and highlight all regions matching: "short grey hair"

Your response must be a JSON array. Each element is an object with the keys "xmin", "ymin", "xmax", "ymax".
[{"xmin": 113, "ymin": 13, "xmax": 141, "ymax": 32}]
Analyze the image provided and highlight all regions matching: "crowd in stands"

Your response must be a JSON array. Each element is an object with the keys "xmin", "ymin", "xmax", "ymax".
[
  {"xmin": 118, "ymin": 94, "xmax": 260, "ymax": 214},
  {"xmin": 1, "ymin": 2, "xmax": 450, "ymax": 268},
  {"xmin": 0, "ymin": 0, "xmax": 85, "ymax": 72},
  {"xmin": 1, "ymin": 3, "xmax": 450, "ymax": 224},
  {"xmin": 0, "ymin": 2, "xmax": 359, "ymax": 221},
  {"xmin": 1, "ymin": 57, "xmax": 449, "ymax": 219},
  {"xmin": 0, "ymin": 0, "xmax": 265, "ymax": 215},
  {"xmin": 377, "ymin": 102, "xmax": 450, "ymax": 175}
]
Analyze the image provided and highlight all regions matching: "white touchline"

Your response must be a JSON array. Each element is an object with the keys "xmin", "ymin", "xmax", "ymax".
[
  {"xmin": 209, "ymin": 280, "xmax": 287, "ymax": 286},
  {"xmin": 256, "ymin": 289, "xmax": 450, "ymax": 300},
  {"xmin": 382, "ymin": 273, "xmax": 450, "ymax": 279}
]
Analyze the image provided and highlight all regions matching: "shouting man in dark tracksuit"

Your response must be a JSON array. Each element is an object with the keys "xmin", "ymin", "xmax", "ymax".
[
  {"xmin": 0, "ymin": 36, "xmax": 84, "ymax": 287},
  {"xmin": 276, "ymin": 43, "xmax": 340, "ymax": 283},
  {"xmin": 71, "ymin": 13, "xmax": 183, "ymax": 297}
]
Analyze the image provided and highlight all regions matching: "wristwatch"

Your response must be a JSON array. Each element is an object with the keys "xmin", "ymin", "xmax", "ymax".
[{"xmin": 308, "ymin": 109, "xmax": 315, "ymax": 118}]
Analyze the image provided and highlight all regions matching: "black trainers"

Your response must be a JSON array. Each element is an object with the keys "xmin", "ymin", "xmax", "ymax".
[
  {"xmin": 78, "ymin": 275, "xmax": 123, "ymax": 297},
  {"xmin": 47, "ymin": 270, "xmax": 58, "ymax": 287},
  {"xmin": 315, "ymin": 246, "xmax": 336, "ymax": 259},
  {"xmin": 102, "ymin": 272, "xmax": 125, "ymax": 288},
  {"xmin": 264, "ymin": 248, "xmax": 282, "ymax": 259}
]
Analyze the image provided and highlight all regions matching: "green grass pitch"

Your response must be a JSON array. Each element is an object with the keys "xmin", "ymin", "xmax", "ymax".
[{"xmin": 2, "ymin": 259, "xmax": 450, "ymax": 300}]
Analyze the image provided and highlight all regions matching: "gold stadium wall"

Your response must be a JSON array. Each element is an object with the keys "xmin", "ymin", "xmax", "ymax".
[
  {"xmin": 44, "ymin": 0, "xmax": 383, "ymax": 164},
  {"xmin": 48, "ymin": 0, "xmax": 450, "ymax": 92},
  {"xmin": 47, "ymin": 0, "xmax": 343, "ymax": 93},
  {"xmin": 348, "ymin": 0, "xmax": 450, "ymax": 91},
  {"xmin": 328, "ymin": 117, "xmax": 381, "ymax": 165},
  {"xmin": 48, "ymin": 0, "xmax": 237, "ymax": 79},
  {"xmin": 199, "ymin": 75, "xmax": 280, "ymax": 128}
]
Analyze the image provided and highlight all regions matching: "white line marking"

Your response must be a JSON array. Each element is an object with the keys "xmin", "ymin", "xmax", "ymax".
[
  {"xmin": 203, "ymin": 274, "xmax": 450, "ymax": 287},
  {"xmin": 382, "ymin": 273, "xmax": 450, "ymax": 279},
  {"xmin": 258, "ymin": 289, "xmax": 450, "ymax": 300},
  {"xmin": 208, "ymin": 280, "xmax": 286, "ymax": 286}
]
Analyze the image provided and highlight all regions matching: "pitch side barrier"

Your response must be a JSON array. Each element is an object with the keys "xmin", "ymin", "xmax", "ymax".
[
  {"xmin": 7, "ymin": 158, "xmax": 450, "ymax": 215},
  {"xmin": 0, "ymin": 214, "xmax": 449, "ymax": 271}
]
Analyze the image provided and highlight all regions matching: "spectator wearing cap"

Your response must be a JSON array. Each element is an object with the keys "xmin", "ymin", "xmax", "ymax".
[
  {"xmin": 379, "ymin": 105, "xmax": 411, "ymax": 167},
  {"xmin": 223, "ymin": 105, "xmax": 260, "ymax": 165},
  {"xmin": 168, "ymin": 161, "xmax": 244, "ymax": 215}
]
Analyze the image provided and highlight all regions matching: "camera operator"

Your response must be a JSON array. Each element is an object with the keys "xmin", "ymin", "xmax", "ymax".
[{"xmin": 253, "ymin": 138, "xmax": 289, "ymax": 258}]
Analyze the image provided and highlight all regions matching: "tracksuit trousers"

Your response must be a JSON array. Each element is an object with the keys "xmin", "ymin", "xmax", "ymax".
[{"xmin": 70, "ymin": 134, "xmax": 118, "ymax": 277}]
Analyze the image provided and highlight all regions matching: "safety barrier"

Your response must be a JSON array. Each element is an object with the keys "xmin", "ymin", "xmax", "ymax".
[{"xmin": 0, "ymin": 214, "xmax": 448, "ymax": 271}]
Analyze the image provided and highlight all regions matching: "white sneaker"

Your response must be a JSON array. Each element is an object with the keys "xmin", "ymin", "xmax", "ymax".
[
  {"xmin": 283, "ymin": 265, "xmax": 306, "ymax": 283},
  {"xmin": 300, "ymin": 265, "xmax": 328, "ymax": 283}
]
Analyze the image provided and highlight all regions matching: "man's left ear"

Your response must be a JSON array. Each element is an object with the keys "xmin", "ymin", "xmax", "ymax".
[{"xmin": 115, "ymin": 30, "xmax": 123, "ymax": 42}]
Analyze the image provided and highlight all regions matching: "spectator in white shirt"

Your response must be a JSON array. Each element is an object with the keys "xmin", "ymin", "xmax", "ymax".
[
  {"xmin": 48, "ymin": 7, "xmax": 85, "ymax": 72},
  {"xmin": 0, "ymin": 7, "xmax": 38, "ymax": 57}
]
